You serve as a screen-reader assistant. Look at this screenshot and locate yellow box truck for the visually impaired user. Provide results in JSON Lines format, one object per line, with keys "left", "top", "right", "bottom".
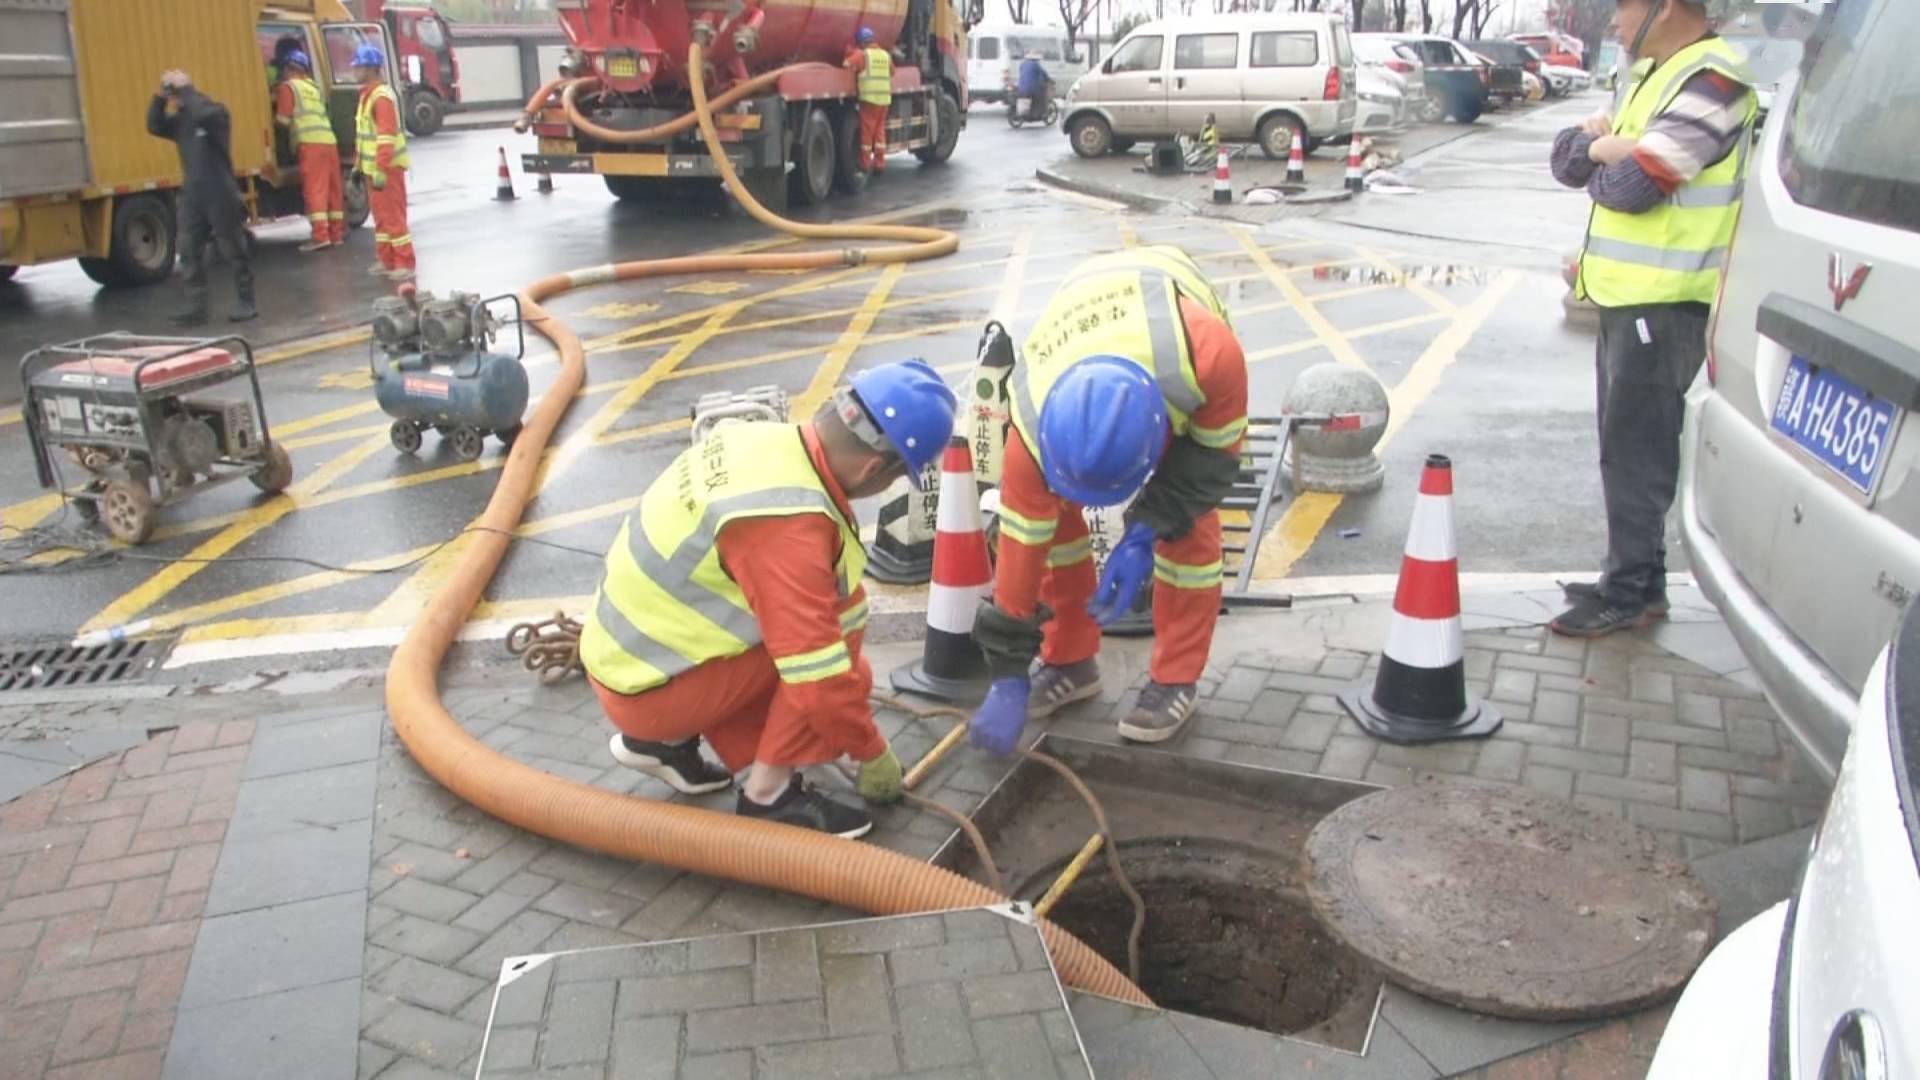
{"left": 0, "top": 0, "right": 396, "bottom": 286}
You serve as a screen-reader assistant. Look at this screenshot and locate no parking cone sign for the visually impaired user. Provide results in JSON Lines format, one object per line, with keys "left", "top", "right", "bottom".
{"left": 890, "top": 440, "right": 994, "bottom": 703}
{"left": 1340, "top": 455, "right": 1500, "bottom": 743}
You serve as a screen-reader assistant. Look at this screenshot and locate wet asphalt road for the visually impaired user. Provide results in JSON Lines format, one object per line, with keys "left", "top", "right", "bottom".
{"left": 0, "top": 95, "right": 1628, "bottom": 656}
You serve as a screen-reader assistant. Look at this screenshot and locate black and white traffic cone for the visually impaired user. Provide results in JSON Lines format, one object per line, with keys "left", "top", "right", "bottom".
{"left": 1286, "top": 129, "right": 1306, "bottom": 185}
{"left": 890, "top": 440, "right": 994, "bottom": 703}
{"left": 1339, "top": 455, "right": 1500, "bottom": 743}
{"left": 494, "top": 146, "right": 517, "bottom": 201}
{"left": 1213, "top": 147, "right": 1233, "bottom": 204}
{"left": 1345, "top": 138, "right": 1365, "bottom": 194}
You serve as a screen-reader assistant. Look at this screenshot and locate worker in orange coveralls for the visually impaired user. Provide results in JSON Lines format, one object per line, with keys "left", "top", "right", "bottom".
{"left": 352, "top": 44, "right": 414, "bottom": 281}
{"left": 843, "top": 26, "right": 892, "bottom": 173}
{"left": 969, "top": 246, "right": 1249, "bottom": 754}
{"left": 579, "top": 361, "right": 958, "bottom": 839}
{"left": 273, "top": 50, "right": 344, "bottom": 252}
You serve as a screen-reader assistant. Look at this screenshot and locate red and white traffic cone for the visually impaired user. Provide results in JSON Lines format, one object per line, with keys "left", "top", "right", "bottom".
{"left": 1345, "top": 138, "right": 1365, "bottom": 194}
{"left": 494, "top": 146, "right": 517, "bottom": 201}
{"left": 890, "top": 439, "right": 994, "bottom": 703}
{"left": 1285, "top": 129, "right": 1306, "bottom": 185}
{"left": 1213, "top": 147, "right": 1232, "bottom": 204}
{"left": 1339, "top": 454, "right": 1501, "bottom": 744}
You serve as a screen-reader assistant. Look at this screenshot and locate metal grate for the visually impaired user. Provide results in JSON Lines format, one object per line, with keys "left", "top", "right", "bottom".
{"left": 0, "top": 636, "right": 174, "bottom": 693}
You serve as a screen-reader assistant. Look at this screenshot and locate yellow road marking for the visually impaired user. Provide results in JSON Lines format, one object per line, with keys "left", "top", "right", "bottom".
{"left": 1117, "top": 219, "right": 1138, "bottom": 248}
{"left": 1252, "top": 272, "right": 1519, "bottom": 581}
{"left": 591, "top": 417, "right": 691, "bottom": 449}
{"left": 581, "top": 301, "right": 662, "bottom": 318}
{"left": 2, "top": 493, "right": 65, "bottom": 533}
{"left": 1245, "top": 310, "right": 1448, "bottom": 365}
{"left": 791, "top": 263, "right": 906, "bottom": 419}
{"left": 1358, "top": 246, "right": 1456, "bottom": 314}
{"left": 134, "top": 542, "right": 442, "bottom": 635}
{"left": 668, "top": 280, "right": 748, "bottom": 296}
{"left": 317, "top": 368, "right": 375, "bottom": 391}
{"left": 990, "top": 230, "right": 1034, "bottom": 324}
{"left": 281, "top": 422, "right": 392, "bottom": 451}
{"left": 1234, "top": 228, "right": 1368, "bottom": 370}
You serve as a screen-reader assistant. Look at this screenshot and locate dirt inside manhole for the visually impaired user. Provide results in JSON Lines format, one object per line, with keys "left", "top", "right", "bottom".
{"left": 1029, "top": 841, "right": 1381, "bottom": 1049}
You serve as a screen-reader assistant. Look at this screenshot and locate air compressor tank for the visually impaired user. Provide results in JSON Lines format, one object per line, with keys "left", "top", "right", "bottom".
{"left": 368, "top": 290, "right": 528, "bottom": 461}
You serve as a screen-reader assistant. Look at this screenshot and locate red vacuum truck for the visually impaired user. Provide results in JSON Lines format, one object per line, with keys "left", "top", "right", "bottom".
{"left": 518, "top": 0, "right": 980, "bottom": 208}
{"left": 348, "top": 0, "right": 461, "bottom": 135}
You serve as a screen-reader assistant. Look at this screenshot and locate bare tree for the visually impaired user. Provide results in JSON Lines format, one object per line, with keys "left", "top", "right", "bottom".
{"left": 1453, "top": 0, "right": 1473, "bottom": 38}
{"left": 1473, "top": 0, "right": 1499, "bottom": 36}
{"left": 1418, "top": 0, "right": 1433, "bottom": 33}
{"left": 1057, "top": 0, "right": 1095, "bottom": 48}
{"left": 1388, "top": 0, "right": 1408, "bottom": 30}
{"left": 1006, "top": 0, "right": 1032, "bottom": 24}
{"left": 1350, "top": 0, "right": 1367, "bottom": 32}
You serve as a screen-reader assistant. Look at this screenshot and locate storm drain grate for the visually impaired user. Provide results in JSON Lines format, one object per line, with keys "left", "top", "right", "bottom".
{"left": 0, "top": 636, "right": 176, "bottom": 693}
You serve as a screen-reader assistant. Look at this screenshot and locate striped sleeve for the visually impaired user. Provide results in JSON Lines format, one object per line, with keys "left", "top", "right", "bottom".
{"left": 1180, "top": 297, "right": 1249, "bottom": 454}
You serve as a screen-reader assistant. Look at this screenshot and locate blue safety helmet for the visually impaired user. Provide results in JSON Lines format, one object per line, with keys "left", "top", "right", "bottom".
{"left": 857, "top": 26, "right": 876, "bottom": 44}
{"left": 1036, "top": 356, "right": 1169, "bottom": 507}
{"left": 351, "top": 43, "right": 385, "bottom": 70}
{"left": 283, "top": 49, "right": 311, "bottom": 73}
{"left": 848, "top": 359, "right": 957, "bottom": 487}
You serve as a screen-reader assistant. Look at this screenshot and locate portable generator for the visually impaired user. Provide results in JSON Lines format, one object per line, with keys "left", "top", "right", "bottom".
{"left": 369, "top": 288, "right": 528, "bottom": 461}
{"left": 19, "top": 333, "right": 292, "bottom": 545}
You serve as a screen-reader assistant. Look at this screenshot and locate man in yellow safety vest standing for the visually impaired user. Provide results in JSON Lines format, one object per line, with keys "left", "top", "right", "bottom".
{"left": 1549, "top": 0, "right": 1754, "bottom": 637}
{"left": 353, "top": 43, "right": 414, "bottom": 281}
{"left": 273, "top": 50, "right": 343, "bottom": 252}
{"left": 844, "top": 27, "right": 892, "bottom": 174}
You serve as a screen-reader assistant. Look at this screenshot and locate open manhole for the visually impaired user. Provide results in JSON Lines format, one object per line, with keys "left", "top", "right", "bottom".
{"left": 932, "top": 735, "right": 1385, "bottom": 1053}
{"left": 0, "top": 636, "right": 174, "bottom": 693}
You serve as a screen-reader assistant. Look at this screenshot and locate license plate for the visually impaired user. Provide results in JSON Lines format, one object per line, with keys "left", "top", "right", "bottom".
{"left": 606, "top": 55, "right": 638, "bottom": 78}
{"left": 1770, "top": 355, "right": 1901, "bottom": 496}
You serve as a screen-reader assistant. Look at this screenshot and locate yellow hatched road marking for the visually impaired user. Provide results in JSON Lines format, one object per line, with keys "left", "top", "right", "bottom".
{"left": 1358, "top": 246, "right": 1456, "bottom": 314}
{"left": 1234, "top": 228, "right": 1368, "bottom": 370}
{"left": 990, "top": 229, "right": 1034, "bottom": 324}
{"left": 790, "top": 263, "right": 906, "bottom": 420}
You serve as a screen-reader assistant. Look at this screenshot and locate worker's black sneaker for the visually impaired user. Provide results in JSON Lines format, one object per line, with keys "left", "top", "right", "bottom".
{"left": 1117, "top": 681, "right": 1198, "bottom": 744}
{"left": 1550, "top": 598, "right": 1653, "bottom": 638}
{"left": 1027, "top": 659, "right": 1102, "bottom": 721}
{"left": 737, "top": 776, "right": 872, "bottom": 840}
{"left": 1560, "top": 579, "right": 1670, "bottom": 617}
{"left": 607, "top": 734, "right": 734, "bottom": 795}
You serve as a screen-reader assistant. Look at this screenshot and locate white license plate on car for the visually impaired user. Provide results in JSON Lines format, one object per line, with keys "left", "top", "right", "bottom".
{"left": 1770, "top": 354, "right": 1903, "bottom": 496}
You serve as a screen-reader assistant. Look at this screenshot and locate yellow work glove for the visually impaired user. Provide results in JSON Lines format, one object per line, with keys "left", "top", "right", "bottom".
{"left": 857, "top": 746, "right": 903, "bottom": 805}
{"left": 370, "top": 170, "right": 387, "bottom": 191}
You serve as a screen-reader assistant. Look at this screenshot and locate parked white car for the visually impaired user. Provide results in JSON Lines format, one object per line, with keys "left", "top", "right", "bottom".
{"left": 1354, "top": 66, "right": 1408, "bottom": 135}
{"left": 1064, "top": 12, "right": 1357, "bottom": 158}
{"left": 1648, "top": 603, "right": 1918, "bottom": 1080}
{"left": 1351, "top": 31, "right": 1429, "bottom": 120}
{"left": 1544, "top": 63, "right": 1591, "bottom": 92}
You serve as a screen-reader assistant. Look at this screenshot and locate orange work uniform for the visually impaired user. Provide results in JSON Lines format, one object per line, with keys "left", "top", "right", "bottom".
{"left": 992, "top": 295, "right": 1248, "bottom": 685}
{"left": 590, "top": 426, "right": 887, "bottom": 770}
{"left": 274, "top": 79, "right": 344, "bottom": 245}
{"left": 843, "top": 47, "right": 890, "bottom": 173}
{"left": 359, "top": 83, "right": 414, "bottom": 271}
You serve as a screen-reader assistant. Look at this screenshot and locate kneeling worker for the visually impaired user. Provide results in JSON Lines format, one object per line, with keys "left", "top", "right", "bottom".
{"left": 970, "top": 246, "right": 1248, "bottom": 754}
{"left": 580, "top": 361, "right": 958, "bottom": 838}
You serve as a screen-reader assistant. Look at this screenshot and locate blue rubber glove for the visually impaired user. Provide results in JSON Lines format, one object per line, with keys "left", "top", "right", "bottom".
{"left": 1089, "top": 521, "right": 1155, "bottom": 626}
{"left": 969, "top": 677, "right": 1031, "bottom": 757}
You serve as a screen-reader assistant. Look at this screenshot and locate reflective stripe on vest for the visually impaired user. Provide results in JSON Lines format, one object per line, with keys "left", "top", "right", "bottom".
{"left": 859, "top": 47, "right": 893, "bottom": 106}
{"left": 1010, "top": 245, "right": 1230, "bottom": 458}
{"left": 356, "top": 83, "right": 410, "bottom": 172}
{"left": 288, "top": 77, "right": 333, "bottom": 146}
{"left": 578, "top": 423, "right": 867, "bottom": 695}
{"left": 1577, "top": 38, "right": 1755, "bottom": 307}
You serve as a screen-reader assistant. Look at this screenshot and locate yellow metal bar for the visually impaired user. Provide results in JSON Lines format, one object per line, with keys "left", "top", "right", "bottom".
{"left": 1033, "top": 834, "right": 1105, "bottom": 919}
{"left": 904, "top": 721, "right": 968, "bottom": 791}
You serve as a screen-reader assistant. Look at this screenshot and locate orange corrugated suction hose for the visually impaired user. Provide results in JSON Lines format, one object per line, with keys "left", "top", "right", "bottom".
{"left": 385, "top": 43, "right": 1147, "bottom": 1005}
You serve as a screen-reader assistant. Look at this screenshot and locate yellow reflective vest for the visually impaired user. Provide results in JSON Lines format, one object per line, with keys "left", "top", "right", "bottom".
{"left": 1012, "top": 246, "right": 1238, "bottom": 459}
{"left": 287, "top": 77, "right": 334, "bottom": 147}
{"left": 858, "top": 46, "right": 893, "bottom": 106}
{"left": 1577, "top": 37, "right": 1755, "bottom": 307}
{"left": 355, "top": 83, "right": 410, "bottom": 173}
{"left": 580, "top": 423, "right": 869, "bottom": 695}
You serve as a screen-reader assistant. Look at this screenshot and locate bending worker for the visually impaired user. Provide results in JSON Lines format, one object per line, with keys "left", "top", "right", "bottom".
{"left": 273, "top": 50, "right": 344, "bottom": 252}
{"left": 352, "top": 44, "right": 415, "bottom": 281}
{"left": 970, "top": 246, "right": 1248, "bottom": 754}
{"left": 579, "top": 361, "right": 958, "bottom": 839}
{"left": 843, "top": 27, "right": 891, "bottom": 174}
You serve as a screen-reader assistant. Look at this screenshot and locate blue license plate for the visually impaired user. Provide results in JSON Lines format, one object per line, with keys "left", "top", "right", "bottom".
{"left": 1770, "top": 355, "right": 1901, "bottom": 496}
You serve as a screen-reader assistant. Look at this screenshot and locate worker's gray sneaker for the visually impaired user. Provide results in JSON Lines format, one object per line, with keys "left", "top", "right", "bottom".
{"left": 1117, "top": 681, "right": 1199, "bottom": 744}
{"left": 1028, "top": 658, "right": 1102, "bottom": 721}
{"left": 1560, "top": 579, "right": 1670, "bottom": 617}
{"left": 737, "top": 776, "right": 872, "bottom": 839}
{"left": 607, "top": 734, "right": 734, "bottom": 795}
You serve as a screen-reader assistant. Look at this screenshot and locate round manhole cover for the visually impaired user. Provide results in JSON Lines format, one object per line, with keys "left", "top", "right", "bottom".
{"left": 1303, "top": 782, "right": 1716, "bottom": 1020}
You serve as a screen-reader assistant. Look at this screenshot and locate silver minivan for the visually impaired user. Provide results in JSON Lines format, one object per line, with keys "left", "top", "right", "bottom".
{"left": 1679, "top": 0, "right": 1917, "bottom": 779}
{"left": 1063, "top": 13, "right": 1357, "bottom": 159}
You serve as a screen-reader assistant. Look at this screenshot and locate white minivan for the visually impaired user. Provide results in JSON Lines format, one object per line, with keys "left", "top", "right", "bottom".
{"left": 966, "top": 22, "right": 1084, "bottom": 106}
{"left": 1062, "top": 13, "right": 1357, "bottom": 159}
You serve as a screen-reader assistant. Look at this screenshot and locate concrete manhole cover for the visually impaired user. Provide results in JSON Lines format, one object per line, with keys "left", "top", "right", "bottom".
{"left": 1302, "top": 782, "right": 1716, "bottom": 1020}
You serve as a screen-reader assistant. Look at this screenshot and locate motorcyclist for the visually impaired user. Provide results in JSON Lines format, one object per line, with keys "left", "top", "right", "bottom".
{"left": 1015, "top": 50, "right": 1052, "bottom": 122}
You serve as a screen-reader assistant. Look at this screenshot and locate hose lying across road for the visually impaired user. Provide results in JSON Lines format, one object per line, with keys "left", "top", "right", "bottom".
{"left": 387, "top": 40, "right": 1148, "bottom": 1005}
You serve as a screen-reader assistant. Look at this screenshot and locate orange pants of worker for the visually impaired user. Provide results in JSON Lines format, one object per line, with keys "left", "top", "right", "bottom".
{"left": 369, "top": 169, "right": 414, "bottom": 271}
{"left": 858, "top": 103, "right": 888, "bottom": 172}
{"left": 590, "top": 630, "right": 870, "bottom": 772}
{"left": 994, "top": 434, "right": 1223, "bottom": 685}
{"left": 298, "top": 143, "right": 345, "bottom": 245}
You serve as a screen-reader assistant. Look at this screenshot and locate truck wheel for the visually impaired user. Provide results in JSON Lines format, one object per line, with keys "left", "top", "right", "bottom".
{"left": 789, "top": 107, "right": 835, "bottom": 207}
{"left": 80, "top": 194, "right": 176, "bottom": 288}
{"left": 405, "top": 90, "right": 446, "bottom": 137}
{"left": 1257, "top": 113, "right": 1302, "bottom": 160}
{"left": 912, "top": 91, "right": 962, "bottom": 165}
{"left": 832, "top": 108, "right": 868, "bottom": 196}
{"left": 101, "top": 480, "right": 155, "bottom": 545}
{"left": 1068, "top": 114, "right": 1112, "bottom": 158}
{"left": 344, "top": 173, "right": 370, "bottom": 228}
{"left": 250, "top": 442, "right": 294, "bottom": 495}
